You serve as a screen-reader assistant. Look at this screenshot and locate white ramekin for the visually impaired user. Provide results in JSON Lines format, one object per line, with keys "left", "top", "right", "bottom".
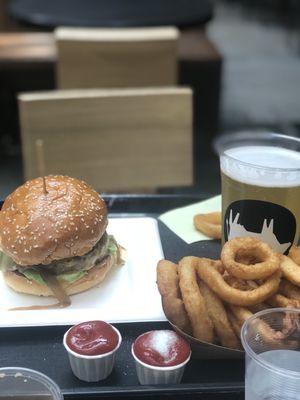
{"left": 63, "top": 324, "right": 122, "bottom": 382}
{"left": 131, "top": 345, "right": 191, "bottom": 385}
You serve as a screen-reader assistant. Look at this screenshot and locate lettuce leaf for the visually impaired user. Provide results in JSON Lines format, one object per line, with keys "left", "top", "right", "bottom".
{"left": 107, "top": 236, "right": 118, "bottom": 255}
{"left": 23, "top": 269, "right": 46, "bottom": 286}
{"left": 22, "top": 269, "right": 86, "bottom": 286}
{"left": 57, "top": 270, "right": 86, "bottom": 283}
{"left": 0, "top": 251, "right": 15, "bottom": 272}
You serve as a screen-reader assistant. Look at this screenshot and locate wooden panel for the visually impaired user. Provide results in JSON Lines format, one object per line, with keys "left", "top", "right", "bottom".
{"left": 55, "top": 27, "right": 179, "bottom": 89}
{"left": 19, "top": 87, "right": 193, "bottom": 192}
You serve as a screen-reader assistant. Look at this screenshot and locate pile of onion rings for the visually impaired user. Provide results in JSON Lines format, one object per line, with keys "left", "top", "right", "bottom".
{"left": 157, "top": 237, "right": 300, "bottom": 350}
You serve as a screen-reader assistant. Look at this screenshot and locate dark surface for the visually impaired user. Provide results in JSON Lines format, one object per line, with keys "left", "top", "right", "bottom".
{"left": 0, "top": 322, "right": 244, "bottom": 398}
{"left": 0, "top": 195, "right": 244, "bottom": 399}
{"left": 104, "top": 194, "right": 206, "bottom": 215}
{"left": 159, "top": 220, "right": 221, "bottom": 264}
{"left": 9, "top": 0, "right": 213, "bottom": 29}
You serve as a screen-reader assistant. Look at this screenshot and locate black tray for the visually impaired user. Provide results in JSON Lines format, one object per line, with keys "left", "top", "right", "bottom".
{"left": 0, "top": 196, "right": 245, "bottom": 399}
{"left": 0, "top": 321, "right": 244, "bottom": 399}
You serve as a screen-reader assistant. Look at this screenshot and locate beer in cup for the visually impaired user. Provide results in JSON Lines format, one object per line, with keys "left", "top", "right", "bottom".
{"left": 216, "top": 132, "right": 300, "bottom": 253}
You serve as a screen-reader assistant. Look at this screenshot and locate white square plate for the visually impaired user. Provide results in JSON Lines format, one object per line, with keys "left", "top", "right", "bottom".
{"left": 0, "top": 217, "right": 166, "bottom": 327}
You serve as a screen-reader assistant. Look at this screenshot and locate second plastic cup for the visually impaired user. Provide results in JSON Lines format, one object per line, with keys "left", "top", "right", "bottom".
{"left": 241, "top": 307, "right": 300, "bottom": 400}
{"left": 0, "top": 367, "right": 63, "bottom": 399}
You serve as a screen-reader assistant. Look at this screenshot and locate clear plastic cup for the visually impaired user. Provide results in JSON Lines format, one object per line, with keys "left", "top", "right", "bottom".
{"left": 0, "top": 367, "right": 63, "bottom": 399}
{"left": 214, "top": 131, "right": 300, "bottom": 252}
{"left": 241, "top": 307, "right": 300, "bottom": 400}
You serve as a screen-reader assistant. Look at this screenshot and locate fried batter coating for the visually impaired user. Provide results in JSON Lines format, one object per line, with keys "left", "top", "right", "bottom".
{"left": 193, "top": 212, "right": 221, "bottom": 239}
{"left": 157, "top": 260, "right": 192, "bottom": 334}
{"left": 230, "top": 305, "right": 298, "bottom": 346}
{"left": 289, "top": 245, "right": 300, "bottom": 266}
{"left": 268, "top": 293, "right": 300, "bottom": 308}
{"left": 280, "top": 255, "right": 300, "bottom": 286}
{"left": 221, "top": 237, "right": 280, "bottom": 280}
{"left": 280, "top": 279, "right": 300, "bottom": 301}
{"left": 226, "top": 311, "right": 242, "bottom": 338}
{"left": 195, "top": 257, "right": 281, "bottom": 306}
{"left": 178, "top": 258, "right": 214, "bottom": 342}
{"left": 199, "top": 281, "right": 240, "bottom": 349}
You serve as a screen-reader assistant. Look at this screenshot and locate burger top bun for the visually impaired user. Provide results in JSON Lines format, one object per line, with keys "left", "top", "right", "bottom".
{"left": 0, "top": 175, "right": 107, "bottom": 266}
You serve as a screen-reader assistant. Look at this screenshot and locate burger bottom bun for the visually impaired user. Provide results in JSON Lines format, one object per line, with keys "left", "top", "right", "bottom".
{"left": 3, "top": 253, "right": 118, "bottom": 297}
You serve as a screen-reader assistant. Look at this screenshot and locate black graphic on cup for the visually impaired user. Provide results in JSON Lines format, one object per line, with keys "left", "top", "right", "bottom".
{"left": 224, "top": 200, "right": 296, "bottom": 254}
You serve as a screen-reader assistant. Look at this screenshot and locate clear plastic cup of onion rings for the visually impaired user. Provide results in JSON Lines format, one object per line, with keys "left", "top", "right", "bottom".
{"left": 241, "top": 307, "right": 300, "bottom": 400}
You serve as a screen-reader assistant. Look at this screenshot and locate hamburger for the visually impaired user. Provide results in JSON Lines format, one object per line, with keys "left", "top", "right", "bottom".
{"left": 0, "top": 175, "right": 122, "bottom": 300}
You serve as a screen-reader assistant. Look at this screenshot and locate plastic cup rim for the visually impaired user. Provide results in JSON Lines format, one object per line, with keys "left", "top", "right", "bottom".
{"left": 217, "top": 131, "right": 300, "bottom": 172}
{"left": 241, "top": 307, "right": 300, "bottom": 378}
{"left": 0, "top": 366, "right": 63, "bottom": 399}
{"left": 131, "top": 345, "right": 191, "bottom": 371}
{"left": 63, "top": 323, "right": 122, "bottom": 359}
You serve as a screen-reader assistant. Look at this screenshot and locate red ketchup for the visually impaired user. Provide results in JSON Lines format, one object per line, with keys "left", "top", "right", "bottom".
{"left": 66, "top": 321, "right": 119, "bottom": 356}
{"left": 133, "top": 330, "right": 191, "bottom": 367}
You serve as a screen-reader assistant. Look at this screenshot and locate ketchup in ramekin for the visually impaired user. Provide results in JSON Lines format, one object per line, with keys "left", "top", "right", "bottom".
{"left": 63, "top": 321, "right": 122, "bottom": 382}
{"left": 66, "top": 320, "right": 119, "bottom": 356}
{"left": 132, "top": 330, "right": 191, "bottom": 385}
{"left": 132, "top": 330, "right": 191, "bottom": 367}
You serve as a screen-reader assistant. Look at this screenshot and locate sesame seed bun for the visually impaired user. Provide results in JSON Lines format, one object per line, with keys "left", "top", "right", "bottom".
{"left": 0, "top": 175, "right": 107, "bottom": 266}
{"left": 3, "top": 253, "right": 117, "bottom": 297}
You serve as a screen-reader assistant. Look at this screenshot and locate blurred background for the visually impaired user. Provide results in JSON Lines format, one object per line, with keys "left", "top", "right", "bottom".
{"left": 0, "top": 0, "right": 299, "bottom": 198}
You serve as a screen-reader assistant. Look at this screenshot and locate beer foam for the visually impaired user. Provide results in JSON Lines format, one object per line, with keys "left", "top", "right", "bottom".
{"left": 221, "top": 146, "right": 300, "bottom": 187}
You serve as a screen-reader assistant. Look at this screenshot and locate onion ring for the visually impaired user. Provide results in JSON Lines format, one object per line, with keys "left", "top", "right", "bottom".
{"left": 249, "top": 303, "right": 270, "bottom": 314}
{"left": 194, "top": 256, "right": 281, "bottom": 306}
{"left": 280, "top": 255, "right": 300, "bottom": 286}
{"left": 193, "top": 212, "right": 221, "bottom": 239}
{"left": 280, "top": 279, "right": 300, "bottom": 301}
{"left": 223, "top": 278, "right": 271, "bottom": 315}
{"left": 223, "top": 274, "right": 258, "bottom": 291}
{"left": 221, "top": 237, "right": 280, "bottom": 280}
{"left": 156, "top": 260, "right": 192, "bottom": 334}
{"left": 228, "top": 305, "right": 253, "bottom": 326}
{"left": 268, "top": 293, "right": 300, "bottom": 308}
{"left": 226, "top": 311, "right": 243, "bottom": 338}
{"left": 178, "top": 257, "right": 214, "bottom": 342}
{"left": 281, "top": 312, "right": 300, "bottom": 339}
{"left": 289, "top": 245, "right": 300, "bottom": 266}
{"left": 199, "top": 281, "right": 240, "bottom": 349}
{"left": 228, "top": 305, "right": 284, "bottom": 344}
